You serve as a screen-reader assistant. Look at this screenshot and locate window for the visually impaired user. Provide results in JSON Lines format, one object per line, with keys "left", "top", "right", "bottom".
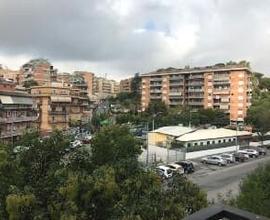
{"left": 218, "top": 140, "right": 221, "bottom": 143}
{"left": 194, "top": 143, "right": 198, "bottom": 146}
{"left": 212, "top": 141, "right": 215, "bottom": 144}
{"left": 52, "top": 116, "right": 55, "bottom": 122}
{"left": 223, "top": 139, "right": 226, "bottom": 143}
{"left": 207, "top": 141, "right": 210, "bottom": 145}
{"left": 200, "top": 142, "right": 203, "bottom": 146}
{"left": 187, "top": 143, "right": 191, "bottom": 147}
{"left": 229, "top": 139, "right": 231, "bottom": 142}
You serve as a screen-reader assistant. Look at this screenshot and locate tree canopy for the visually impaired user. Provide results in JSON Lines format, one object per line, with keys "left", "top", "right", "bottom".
{"left": 0, "top": 126, "right": 207, "bottom": 219}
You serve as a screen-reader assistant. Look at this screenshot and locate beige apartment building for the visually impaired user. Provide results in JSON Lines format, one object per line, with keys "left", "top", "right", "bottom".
{"left": 93, "top": 77, "right": 120, "bottom": 99}
{"left": 31, "top": 84, "right": 71, "bottom": 133}
{"left": 0, "top": 90, "right": 38, "bottom": 143}
{"left": 141, "top": 63, "right": 252, "bottom": 123}
{"left": 21, "top": 58, "right": 57, "bottom": 85}
{"left": 30, "top": 82, "right": 91, "bottom": 134}
{"left": 120, "top": 78, "right": 133, "bottom": 93}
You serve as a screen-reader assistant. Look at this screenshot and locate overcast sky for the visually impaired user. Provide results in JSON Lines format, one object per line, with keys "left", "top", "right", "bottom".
{"left": 1, "top": 0, "right": 270, "bottom": 80}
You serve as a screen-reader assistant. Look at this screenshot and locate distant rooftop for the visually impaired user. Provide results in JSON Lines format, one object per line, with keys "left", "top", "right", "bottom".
{"left": 151, "top": 126, "right": 195, "bottom": 137}
{"left": 142, "top": 61, "right": 251, "bottom": 76}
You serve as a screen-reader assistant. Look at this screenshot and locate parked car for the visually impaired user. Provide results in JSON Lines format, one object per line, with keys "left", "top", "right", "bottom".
{"left": 239, "top": 149, "right": 259, "bottom": 158}
{"left": 255, "top": 147, "right": 267, "bottom": 156}
{"left": 156, "top": 165, "right": 173, "bottom": 179}
{"left": 233, "top": 152, "right": 248, "bottom": 162}
{"left": 165, "top": 163, "right": 185, "bottom": 175}
{"left": 201, "top": 155, "right": 227, "bottom": 166}
{"left": 220, "top": 153, "right": 235, "bottom": 163}
{"left": 71, "top": 140, "right": 82, "bottom": 148}
{"left": 175, "top": 160, "right": 195, "bottom": 174}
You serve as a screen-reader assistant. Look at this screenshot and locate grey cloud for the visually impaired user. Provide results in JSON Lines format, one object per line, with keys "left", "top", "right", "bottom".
{"left": 0, "top": 0, "right": 270, "bottom": 78}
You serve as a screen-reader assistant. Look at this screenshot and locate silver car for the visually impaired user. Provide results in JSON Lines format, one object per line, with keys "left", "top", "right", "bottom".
{"left": 201, "top": 155, "right": 227, "bottom": 166}
{"left": 220, "top": 153, "right": 235, "bottom": 163}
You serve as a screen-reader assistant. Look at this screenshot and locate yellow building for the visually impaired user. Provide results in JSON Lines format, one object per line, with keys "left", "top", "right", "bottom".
{"left": 148, "top": 126, "right": 194, "bottom": 147}
{"left": 31, "top": 84, "right": 71, "bottom": 133}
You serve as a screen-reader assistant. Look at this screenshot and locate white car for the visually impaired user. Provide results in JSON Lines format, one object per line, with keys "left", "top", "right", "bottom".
{"left": 220, "top": 153, "right": 235, "bottom": 163}
{"left": 156, "top": 165, "right": 173, "bottom": 178}
{"left": 71, "top": 140, "right": 82, "bottom": 148}
{"left": 165, "top": 163, "right": 185, "bottom": 175}
{"left": 201, "top": 155, "right": 227, "bottom": 166}
{"left": 242, "top": 149, "right": 259, "bottom": 158}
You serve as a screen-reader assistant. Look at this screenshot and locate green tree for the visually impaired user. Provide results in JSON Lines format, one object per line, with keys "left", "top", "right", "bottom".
{"left": 91, "top": 125, "right": 142, "bottom": 167}
{"left": 22, "top": 80, "right": 38, "bottom": 88}
{"left": 246, "top": 97, "right": 270, "bottom": 144}
{"left": 235, "top": 162, "right": 270, "bottom": 217}
{"left": 146, "top": 100, "right": 167, "bottom": 115}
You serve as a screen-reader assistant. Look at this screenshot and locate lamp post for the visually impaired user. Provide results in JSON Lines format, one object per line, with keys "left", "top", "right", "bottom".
{"left": 235, "top": 123, "right": 239, "bottom": 151}
{"left": 152, "top": 112, "right": 163, "bottom": 131}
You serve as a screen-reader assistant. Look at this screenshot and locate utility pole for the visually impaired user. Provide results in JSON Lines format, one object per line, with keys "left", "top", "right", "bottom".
{"left": 235, "top": 123, "right": 239, "bottom": 151}
{"left": 146, "top": 122, "right": 149, "bottom": 166}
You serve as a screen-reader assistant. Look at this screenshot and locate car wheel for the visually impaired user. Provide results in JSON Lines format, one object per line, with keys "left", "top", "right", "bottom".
{"left": 218, "top": 162, "right": 222, "bottom": 166}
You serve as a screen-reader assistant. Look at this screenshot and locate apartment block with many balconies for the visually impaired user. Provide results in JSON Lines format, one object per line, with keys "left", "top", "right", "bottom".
{"left": 0, "top": 90, "right": 38, "bottom": 143}
{"left": 141, "top": 63, "right": 252, "bottom": 123}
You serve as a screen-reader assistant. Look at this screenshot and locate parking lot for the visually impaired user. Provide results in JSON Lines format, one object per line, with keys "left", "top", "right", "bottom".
{"left": 189, "top": 147, "right": 269, "bottom": 177}
{"left": 188, "top": 147, "right": 270, "bottom": 201}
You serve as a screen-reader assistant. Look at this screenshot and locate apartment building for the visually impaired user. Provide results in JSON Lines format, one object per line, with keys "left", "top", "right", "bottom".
{"left": 21, "top": 58, "right": 57, "bottom": 86}
{"left": 120, "top": 78, "right": 133, "bottom": 93}
{"left": 31, "top": 84, "right": 71, "bottom": 133}
{"left": 70, "top": 88, "right": 91, "bottom": 125}
{"left": 74, "top": 71, "right": 94, "bottom": 98}
{"left": 93, "top": 77, "right": 120, "bottom": 99}
{"left": 0, "top": 65, "right": 22, "bottom": 85}
{"left": 141, "top": 63, "right": 252, "bottom": 122}
{"left": 0, "top": 89, "right": 38, "bottom": 143}
{"left": 30, "top": 82, "right": 91, "bottom": 134}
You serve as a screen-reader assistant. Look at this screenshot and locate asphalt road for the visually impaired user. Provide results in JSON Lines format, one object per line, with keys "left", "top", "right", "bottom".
{"left": 189, "top": 155, "right": 270, "bottom": 201}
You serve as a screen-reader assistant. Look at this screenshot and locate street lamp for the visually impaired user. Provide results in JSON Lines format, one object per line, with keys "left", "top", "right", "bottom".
{"left": 152, "top": 112, "right": 163, "bottom": 131}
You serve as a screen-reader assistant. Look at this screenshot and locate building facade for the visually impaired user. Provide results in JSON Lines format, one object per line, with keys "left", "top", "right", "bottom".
{"left": 0, "top": 90, "right": 38, "bottom": 143}
{"left": 93, "top": 77, "right": 120, "bottom": 99}
{"left": 141, "top": 63, "right": 252, "bottom": 122}
{"left": 74, "top": 71, "right": 94, "bottom": 98}
{"left": 30, "top": 82, "right": 91, "bottom": 134}
{"left": 0, "top": 65, "right": 22, "bottom": 85}
{"left": 21, "top": 59, "right": 57, "bottom": 86}
{"left": 120, "top": 78, "right": 133, "bottom": 93}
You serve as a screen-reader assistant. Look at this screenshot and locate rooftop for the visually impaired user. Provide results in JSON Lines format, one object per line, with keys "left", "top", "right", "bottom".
{"left": 176, "top": 128, "right": 251, "bottom": 142}
{"left": 151, "top": 126, "right": 195, "bottom": 137}
{"left": 142, "top": 62, "right": 251, "bottom": 77}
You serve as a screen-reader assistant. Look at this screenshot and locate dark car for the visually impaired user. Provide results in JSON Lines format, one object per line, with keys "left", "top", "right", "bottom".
{"left": 256, "top": 147, "right": 267, "bottom": 156}
{"left": 175, "top": 160, "right": 195, "bottom": 174}
{"left": 233, "top": 152, "right": 248, "bottom": 162}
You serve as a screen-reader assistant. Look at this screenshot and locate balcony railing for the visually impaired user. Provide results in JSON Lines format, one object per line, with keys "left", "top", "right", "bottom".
{"left": 48, "top": 111, "right": 68, "bottom": 115}
{"left": 150, "top": 78, "right": 163, "bottom": 82}
{"left": 169, "top": 92, "right": 182, "bottom": 96}
{"left": 150, "top": 96, "right": 162, "bottom": 99}
{"left": 213, "top": 80, "right": 230, "bottom": 85}
{"left": 188, "top": 101, "right": 204, "bottom": 106}
{"left": 169, "top": 76, "right": 184, "bottom": 80}
{"left": 0, "top": 130, "right": 23, "bottom": 138}
{"left": 213, "top": 90, "right": 230, "bottom": 95}
{"left": 188, "top": 81, "right": 204, "bottom": 86}
{"left": 189, "top": 75, "right": 204, "bottom": 79}
{"left": 0, "top": 116, "right": 38, "bottom": 123}
{"left": 188, "top": 89, "right": 204, "bottom": 92}
{"left": 169, "top": 81, "right": 184, "bottom": 86}
{"left": 150, "top": 90, "right": 162, "bottom": 93}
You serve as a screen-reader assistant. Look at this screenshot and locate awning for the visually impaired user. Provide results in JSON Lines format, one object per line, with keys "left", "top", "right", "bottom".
{"left": 51, "top": 96, "right": 71, "bottom": 103}
{"left": 0, "top": 95, "right": 33, "bottom": 105}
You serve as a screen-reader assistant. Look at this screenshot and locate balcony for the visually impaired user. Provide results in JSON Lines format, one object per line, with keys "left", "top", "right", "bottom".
{"left": 213, "top": 80, "right": 230, "bottom": 85}
{"left": 150, "top": 89, "right": 162, "bottom": 93}
{"left": 188, "top": 81, "right": 204, "bottom": 86}
{"left": 0, "top": 116, "right": 38, "bottom": 123}
{"left": 170, "top": 101, "right": 184, "bottom": 106}
{"left": 213, "top": 89, "right": 230, "bottom": 95}
{"left": 0, "top": 130, "right": 24, "bottom": 138}
{"left": 150, "top": 78, "right": 163, "bottom": 82}
{"left": 169, "top": 81, "right": 184, "bottom": 86}
{"left": 169, "top": 92, "right": 182, "bottom": 96}
{"left": 188, "top": 88, "right": 204, "bottom": 92}
{"left": 169, "top": 76, "right": 184, "bottom": 80}
{"left": 189, "top": 75, "right": 204, "bottom": 80}
{"left": 150, "top": 83, "right": 162, "bottom": 87}
{"left": 188, "top": 101, "right": 204, "bottom": 106}
{"left": 48, "top": 111, "right": 68, "bottom": 115}
{"left": 150, "top": 95, "right": 162, "bottom": 99}
{"left": 188, "top": 94, "right": 204, "bottom": 99}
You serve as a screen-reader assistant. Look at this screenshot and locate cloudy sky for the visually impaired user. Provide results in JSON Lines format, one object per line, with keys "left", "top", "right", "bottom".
{"left": 1, "top": 0, "right": 270, "bottom": 79}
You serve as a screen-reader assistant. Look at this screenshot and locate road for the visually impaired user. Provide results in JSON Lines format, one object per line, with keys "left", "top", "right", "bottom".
{"left": 189, "top": 155, "right": 270, "bottom": 201}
